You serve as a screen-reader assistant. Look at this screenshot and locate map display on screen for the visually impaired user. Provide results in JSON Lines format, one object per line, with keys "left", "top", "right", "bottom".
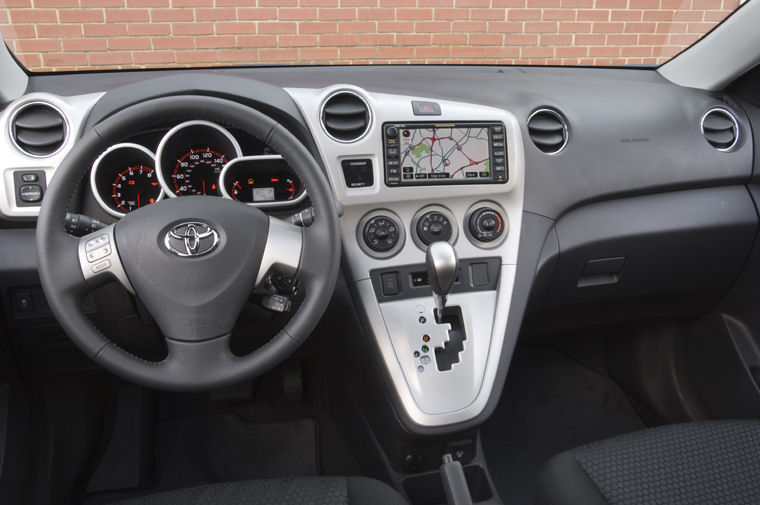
{"left": 398, "top": 126, "right": 491, "bottom": 181}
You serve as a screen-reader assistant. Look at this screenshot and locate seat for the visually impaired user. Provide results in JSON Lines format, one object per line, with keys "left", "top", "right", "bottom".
{"left": 535, "top": 420, "right": 760, "bottom": 505}
{"left": 110, "top": 476, "right": 408, "bottom": 505}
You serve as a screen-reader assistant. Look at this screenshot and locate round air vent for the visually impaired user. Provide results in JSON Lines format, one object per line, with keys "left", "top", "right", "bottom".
{"left": 527, "top": 108, "right": 568, "bottom": 154}
{"left": 701, "top": 107, "right": 739, "bottom": 152}
{"left": 10, "top": 102, "right": 67, "bottom": 157}
{"left": 320, "top": 91, "right": 370, "bottom": 143}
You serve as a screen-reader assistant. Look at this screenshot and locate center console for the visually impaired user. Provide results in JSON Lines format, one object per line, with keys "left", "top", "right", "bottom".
{"left": 287, "top": 85, "right": 524, "bottom": 430}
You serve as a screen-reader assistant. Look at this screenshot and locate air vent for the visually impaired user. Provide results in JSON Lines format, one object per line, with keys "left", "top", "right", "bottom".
{"left": 701, "top": 108, "right": 739, "bottom": 152}
{"left": 10, "top": 102, "right": 67, "bottom": 157}
{"left": 527, "top": 108, "right": 568, "bottom": 154}
{"left": 320, "top": 91, "right": 370, "bottom": 143}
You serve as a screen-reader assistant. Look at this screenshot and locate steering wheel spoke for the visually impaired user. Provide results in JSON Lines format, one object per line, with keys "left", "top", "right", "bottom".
{"left": 255, "top": 216, "right": 304, "bottom": 286}
{"left": 76, "top": 224, "right": 135, "bottom": 295}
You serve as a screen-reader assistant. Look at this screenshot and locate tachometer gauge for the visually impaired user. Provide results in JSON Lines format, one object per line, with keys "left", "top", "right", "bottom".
{"left": 172, "top": 147, "right": 228, "bottom": 196}
{"left": 220, "top": 155, "right": 305, "bottom": 208}
{"left": 112, "top": 165, "right": 162, "bottom": 212}
{"left": 156, "top": 120, "right": 242, "bottom": 198}
{"left": 90, "top": 143, "right": 163, "bottom": 217}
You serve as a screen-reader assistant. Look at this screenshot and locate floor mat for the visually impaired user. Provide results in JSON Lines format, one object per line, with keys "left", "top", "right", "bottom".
{"left": 156, "top": 414, "right": 319, "bottom": 491}
{"left": 482, "top": 343, "right": 646, "bottom": 505}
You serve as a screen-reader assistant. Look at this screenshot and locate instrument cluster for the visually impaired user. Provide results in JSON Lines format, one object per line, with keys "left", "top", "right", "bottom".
{"left": 89, "top": 120, "right": 305, "bottom": 217}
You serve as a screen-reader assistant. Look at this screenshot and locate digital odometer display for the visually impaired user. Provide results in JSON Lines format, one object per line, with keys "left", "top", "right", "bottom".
{"left": 384, "top": 122, "right": 507, "bottom": 186}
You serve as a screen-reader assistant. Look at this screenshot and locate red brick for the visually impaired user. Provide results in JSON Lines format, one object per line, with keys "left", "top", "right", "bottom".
{"left": 319, "top": 8, "right": 357, "bottom": 20}
{"left": 127, "top": 23, "right": 171, "bottom": 36}
{"left": 175, "top": 50, "right": 217, "bottom": 62}
{"left": 62, "top": 38, "right": 107, "bottom": 51}
{"left": 638, "top": 33, "right": 667, "bottom": 44}
{"left": 194, "top": 8, "right": 237, "bottom": 21}
{"left": 15, "top": 38, "right": 61, "bottom": 52}
{"left": 574, "top": 33, "right": 605, "bottom": 44}
{"left": 489, "top": 21, "right": 524, "bottom": 33}
{"left": 340, "top": 46, "right": 377, "bottom": 58}
{"left": 415, "top": 46, "right": 452, "bottom": 58}
{"left": 299, "top": 22, "right": 338, "bottom": 33}
{"left": 673, "top": 11, "right": 704, "bottom": 22}
{"left": 258, "top": 22, "right": 298, "bottom": 34}
{"left": 279, "top": 8, "right": 319, "bottom": 20}
{"left": 10, "top": 9, "right": 57, "bottom": 23}
{"left": 504, "top": 33, "right": 540, "bottom": 44}
{"left": 507, "top": 9, "right": 541, "bottom": 20}
{"left": 171, "top": 0, "right": 212, "bottom": 5}
{"left": 259, "top": 48, "right": 299, "bottom": 61}
{"left": 397, "top": 33, "right": 431, "bottom": 45}
{"left": 455, "top": 0, "right": 489, "bottom": 6}
{"left": 377, "top": 21, "right": 414, "bottom": 32}
{"left": 470, "top": 33, "right": 503, "bottom": 45}
{"left": 471, "top": 8, "right": 506, "bottom": 19}
{"left": 150, "top": 9, "right": 194, "bottom": 21}
{"left": 236, "top": 8, "right": 278, "bottom": 20}
{"left": 152, "top": 36, "right": 194, "bottom": 49}
{"left": 172, "top": 22, "right": 214, "bottom": 34}
{"left": 559, "top": 21, "right": 592, "bottom": 33}
{"left": 486, "top": 46, "right": 520, "bottom": 58}
{"left": 84, "top": 24, "right": 128, "bottom": 36}
{"left": 89, "top": 51, "right": 132, "bottom": 65}
{"left": 621, "top": 45, "right": 652, "bottom": 56}
{"left": 338, "top": 21, "right": 376, "bottom": 32}
{"left": 318, "top": 34, "right": 356, "bottom": 45}
{"left": 108, "top": 37, "right": 152, "bottom": 50}
{"left": 577, "top": 10, "right": 609, "bottom": 21}
{"left": 542, "top": 9, "right": 576, "bottom": 20}
{"left": 44, "top": 52, "right": 88, "bottom": 66}
{"left": 358, "top": 8, "right": 395, "bottom": 20}
{"left": 606, "top": 33, "right": 637, "bottom": 44}
{"left": 521, "top": 46, "right": 554, "bottom": 57}
{"left": 59, "top": 10, "right": 105, "bottom": 23}
{"left": 278, "top": 34, "right": 319, "bottom": 46}
{"left": 195, "top": 35, "right": 237, "bottom": 48}
{"left": 610, "top": 10, "right": 642, "bottom": 21}
{"left": 415, "top": 21, "right": 451, "bottom": 32}
{"left": 236, "top": 35, "right": 277, "bottom": 47}
{"left": 432, "top": 33, "right": 468, "bottom": 44}
{"left": 127, "top": 0, "right": 170, "bottom": 5}
{"left": 624, "top": 22, "right": 657, "bottom": 33}
{"left": 34, "top": 0, "right": 78, "bottom": 6}
{"left": 106, "top": 9, "right": 150, "bottom": 22}
{"left": 525, "top": 21, "right": 558, "bottom": 32}
{"left": 452, "top": 20, "right": 487, "bottom": 31}
{"left": 356, "top": 33, "right": 394, "bottom": 45}
{"left": 37, "top": 24, "right": 83, "bottom": 37}
{"left": 540, "top": 33, "right": 573, "bottom": 44}
{"left": 592, "top": 22, "right": 625, "bottom": 33}
{"left": 300, "top": 47, "right": 339, "bottom": 60}
{"left": 133, "top": 50, "right": 175, "bottom": 63}
{"left": 556, "top": 46, "right": 588, "bottom": 57}
{"left": 214, "top": 22, "right": 257, "bottom": 34}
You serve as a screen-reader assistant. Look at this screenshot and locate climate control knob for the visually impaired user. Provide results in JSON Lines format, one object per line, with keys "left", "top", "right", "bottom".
{"left": 469, "top": 207, "right": 505, "bottom": 243}
{"left": 363, "top": 215, "right": 400, "bottom": 252}
{"left": 416, "top": 211, "right": 453, "bottom": 245}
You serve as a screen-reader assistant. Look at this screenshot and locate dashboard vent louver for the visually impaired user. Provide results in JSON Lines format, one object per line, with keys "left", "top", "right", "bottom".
{"left": 701, "top": 108, "right": 739, "bottom": 152}
{"left": 11, "top": 102, "right": 67, "bottom": 157}
{"left": 320, "top": 91, "right": 370, "bottom": 142}
{"left": 527, "top": 108, "right": 568, "bottom": 154}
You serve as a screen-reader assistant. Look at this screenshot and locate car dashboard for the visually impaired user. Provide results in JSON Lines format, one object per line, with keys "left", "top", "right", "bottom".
{"left": 0, "top": 65, "right": 757, "bottom": 435}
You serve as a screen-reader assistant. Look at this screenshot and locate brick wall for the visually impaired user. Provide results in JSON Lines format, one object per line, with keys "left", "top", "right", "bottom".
{"left": 0, "top": 0, "right": 740, "bottom": 72}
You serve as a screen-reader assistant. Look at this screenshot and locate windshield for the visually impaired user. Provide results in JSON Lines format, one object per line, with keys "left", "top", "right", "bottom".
{"left": 0, "top": 0, "right": 744, "bottom": 72}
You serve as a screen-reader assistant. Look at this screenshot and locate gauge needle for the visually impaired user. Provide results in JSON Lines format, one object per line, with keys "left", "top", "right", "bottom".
{"left": 137, "top": 193, "right": 141, "bottom": 208}
{"left": 203, "top": 180, "right": 206, "bottom": 195}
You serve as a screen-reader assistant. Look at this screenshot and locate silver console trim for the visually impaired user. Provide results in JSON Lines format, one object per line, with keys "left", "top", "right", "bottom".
{"left": 0, "top": 92, "right": 105, "bottom": 219}
{"left": 256, "top": 216, "right": 304, "bottom": 286}
{"left": 286, "top": 85, "right": 525, "bottom": 427}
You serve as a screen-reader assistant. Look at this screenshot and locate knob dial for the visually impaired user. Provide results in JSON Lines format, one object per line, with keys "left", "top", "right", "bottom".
{"left": 363, "top": 215, "right": 400, "bottom": 252}
{"left": 469, "top": 208, "right": 505, "bottom": 243}
{"left": 416, "top": 211, "right": 453, "bottom": 245}
{"left": 386, "top": 126, "right": 399, "bottom": 138}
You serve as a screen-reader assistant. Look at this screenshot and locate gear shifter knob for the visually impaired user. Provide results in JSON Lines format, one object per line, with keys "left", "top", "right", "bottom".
{"left": 426, "top": 241, "right": 458, "bottom": 319}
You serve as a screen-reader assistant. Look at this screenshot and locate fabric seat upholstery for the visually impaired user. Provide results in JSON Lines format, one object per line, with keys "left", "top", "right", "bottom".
{"left": 110, "top": 476, "right": 408, "bottom": 505}
{"left": 535, "top": 420, "right": 760, "bottom": 505}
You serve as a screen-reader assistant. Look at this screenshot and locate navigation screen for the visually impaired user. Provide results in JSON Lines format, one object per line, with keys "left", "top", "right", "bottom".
{"left": 384, "top": 122, "right": 507, "bottom": 186}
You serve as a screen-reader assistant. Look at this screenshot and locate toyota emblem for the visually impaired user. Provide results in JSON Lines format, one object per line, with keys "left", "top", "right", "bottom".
{"left": 164, "top": 222, "right": 220, "bottom": 257}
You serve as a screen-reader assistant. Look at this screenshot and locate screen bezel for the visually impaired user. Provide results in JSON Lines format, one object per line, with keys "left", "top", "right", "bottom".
{"left": 383, "top": 121, "right": 508, "bottom": 187}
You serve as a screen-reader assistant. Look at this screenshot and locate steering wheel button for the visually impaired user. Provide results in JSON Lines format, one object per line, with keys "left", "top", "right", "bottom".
{"left": 92, "top": 259, "right": 111, "bottom": 273}
{"left": 87, "top": 244, "right": 111, "bottom": 263}
{"left": 85, "top": 234, "right": 110, "bottom": 252}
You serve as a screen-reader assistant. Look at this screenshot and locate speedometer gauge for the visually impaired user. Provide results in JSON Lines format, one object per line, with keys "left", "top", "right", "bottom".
{"left": 91, "top": 143, "right": 163, "bottom": 217}
{"left": 172, "top": 147, "right": 228, "bottom": 196}
{"left": 156, "top": 120, "right": 242, "bottom": 198}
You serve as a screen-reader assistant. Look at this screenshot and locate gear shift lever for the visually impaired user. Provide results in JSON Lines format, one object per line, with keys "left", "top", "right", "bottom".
{"left": 426, "top": 241, "right": 458, "bottom": 320}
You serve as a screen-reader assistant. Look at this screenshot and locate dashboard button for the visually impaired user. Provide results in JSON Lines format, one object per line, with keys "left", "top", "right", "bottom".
{"left": 19, "top": 184, "right": 43, "bottom": 203}
{"left": 469, "top": 208, "right": 505, "bottom": 242}
{"left": 363, "top": 215, "right": 401, "bottom": 252}
{"left": 381, "top": 272, "right": 400, "bottom": 296}
{"left": 21, "top": 173, "right": 39, "bottom": 182}
{"left": 416, "top": 211, "right": 453, "bottom": 245}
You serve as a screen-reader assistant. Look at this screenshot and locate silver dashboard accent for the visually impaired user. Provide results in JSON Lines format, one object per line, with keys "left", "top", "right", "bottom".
{"left": 286, "top": 85, "right": 525, "bottom": 427}
{"left": 8, "top": 101, "right": 69, "bottom": 158}
{"left": 155, "top": 120, "right": 243, "bottom": 199}
{"left": 218, "top": 155, "right": 308, "bottom": 208}
{"left": 319, "top": 89, "right": 372, "bottom": 144}
{"left": 700, "top": 107, "right": 740, "bottom": 152}
{"left": 0, "top": 91, "right": 105, "bottom": 219}
{"left": 463, "top": 200, "right": 509, "bottom": 249}
{"left": 527, "top": 108, "right": 568, "bottom": 155}
{"left": 90, "top": 143, "right": 164, "bottom": 218}
{"left": 77, "top": 223, "right": 135, "bottom": 294}
{"left": 255, "top": 217, "right": 304, "bottom": 286}
{"left": 410, "top": 204, "right": 459, "bottom": 251}
{"left": 355, "top": 209, "right": 406, "bottom": 259}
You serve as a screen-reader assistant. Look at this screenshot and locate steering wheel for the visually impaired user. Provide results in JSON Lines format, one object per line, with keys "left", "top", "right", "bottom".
{"left": 36, "top": 95, "right": 341, "bottom": 391}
